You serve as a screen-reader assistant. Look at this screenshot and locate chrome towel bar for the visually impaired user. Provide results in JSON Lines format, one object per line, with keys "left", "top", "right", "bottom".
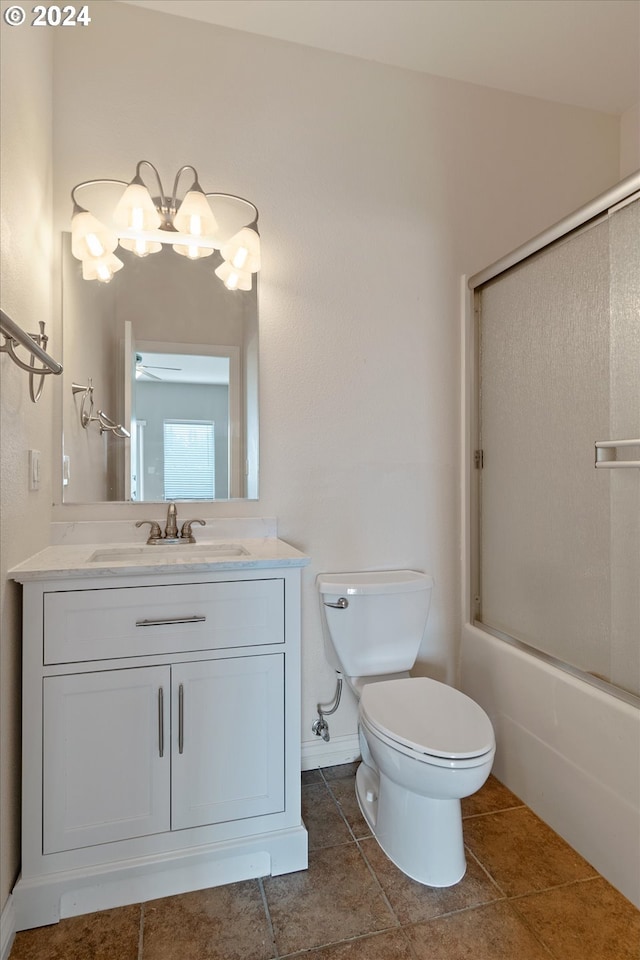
{"left": 595, "top": 439, "right": 640, "bottom": 469}
{"left": 0, "top": 309, "right": 62, "bottom": 402}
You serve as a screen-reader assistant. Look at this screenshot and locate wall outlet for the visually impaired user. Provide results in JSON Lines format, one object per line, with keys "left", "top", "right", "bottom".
{"left": 28, "top": 450, "right": 41, "bottom": 491}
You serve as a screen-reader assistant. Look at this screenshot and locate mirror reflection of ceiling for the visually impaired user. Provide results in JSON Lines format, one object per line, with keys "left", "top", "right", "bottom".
{"left": 120, "top": 0, "right": 639, "bottom": 114}
{"left": 136, "top": 353, "right": 231, "bottom": 385}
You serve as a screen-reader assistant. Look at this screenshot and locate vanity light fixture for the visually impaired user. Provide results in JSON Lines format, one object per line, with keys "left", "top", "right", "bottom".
{"left": 70, "top": 160, "right": 260, "bottom": 290}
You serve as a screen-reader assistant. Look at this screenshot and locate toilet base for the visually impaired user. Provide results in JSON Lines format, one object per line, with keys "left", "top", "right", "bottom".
{"left": 355, "top": 761, "right": 467, "bottom": 887}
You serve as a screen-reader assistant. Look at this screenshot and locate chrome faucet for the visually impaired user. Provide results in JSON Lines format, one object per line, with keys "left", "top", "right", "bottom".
{"left": 165, "top": 502, "right": 179, "bottom": 540}
{"left": 136, "top": 502, "right": 206, "bottom": 545}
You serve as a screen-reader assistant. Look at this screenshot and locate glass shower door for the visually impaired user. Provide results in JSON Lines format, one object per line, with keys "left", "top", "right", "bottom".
{"left": 475, "top": 197, "right": 639, "bottom": 697}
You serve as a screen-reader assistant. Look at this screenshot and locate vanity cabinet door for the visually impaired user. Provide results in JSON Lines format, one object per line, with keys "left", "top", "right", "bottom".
{"left": 43, "top": 666, "right": 171, "bottom": 853}
{"left": 171, "top": 654, "right": 285, "bottom": 830}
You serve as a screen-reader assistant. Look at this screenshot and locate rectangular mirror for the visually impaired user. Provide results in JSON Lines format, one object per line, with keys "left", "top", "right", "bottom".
{"left": 61, "top": 234, "right": 258, "bottom": 502}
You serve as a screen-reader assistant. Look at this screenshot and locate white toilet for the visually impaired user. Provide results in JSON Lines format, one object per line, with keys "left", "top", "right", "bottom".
{"left": 317, "top": 570, "right": 495, "bottom": 887}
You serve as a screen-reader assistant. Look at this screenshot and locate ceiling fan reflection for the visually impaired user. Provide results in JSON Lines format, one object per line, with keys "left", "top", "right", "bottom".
{"left": 135, "top": 353, "right": 181, "bottom": 381}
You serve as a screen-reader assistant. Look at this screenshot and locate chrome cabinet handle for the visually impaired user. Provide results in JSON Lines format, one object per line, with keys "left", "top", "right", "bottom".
{"left": 135, "top": 616, "right": 206, "bottom": 627}
{"left": 178, "top": 683, "right": 184, "bottom": 754}
{"left": 323, "top": 597, "right": 349, "bottom": 609}
{"left": 158, "top": 687, "right": 164, "bottom": 758}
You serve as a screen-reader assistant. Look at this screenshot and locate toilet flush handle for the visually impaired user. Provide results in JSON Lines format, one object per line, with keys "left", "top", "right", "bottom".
{"left": 323, "top": 597, "right": 349, "bottom": 609}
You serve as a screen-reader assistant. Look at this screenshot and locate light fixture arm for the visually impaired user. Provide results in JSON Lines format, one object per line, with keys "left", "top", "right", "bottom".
{"left": 70, "top": 174, "right": 260, "bottom": 232}
{"left": 135, "top": 160, "right": 170, "bottom": 223}
{"left": 170, "top": 164, "right": 201, "bottom": 217}
{"left": 205, "top": 193, "right": 260, "bottom": 233}
{"left": 71, "top": 178, "right": 128, "bottom": 212}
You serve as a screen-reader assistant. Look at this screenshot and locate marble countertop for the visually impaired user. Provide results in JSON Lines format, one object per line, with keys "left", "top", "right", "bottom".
{"left": 9, "top": 537, "right": 310, "bottom": 582}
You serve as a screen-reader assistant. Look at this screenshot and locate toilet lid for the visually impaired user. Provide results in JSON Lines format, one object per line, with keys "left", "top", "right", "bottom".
{"left": 360, "top": 677, "right": 495, "bottom": 760}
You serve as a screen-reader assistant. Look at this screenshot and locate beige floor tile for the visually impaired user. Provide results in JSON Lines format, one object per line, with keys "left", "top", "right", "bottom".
{"left": 286, "top": 928, "right": 415, "bottom": 959}
{"left": 141, "top": 881, "right": 275, "bottom": 960}
{"left": 512, "top": 877, "right": 640, "bottom": 960}
{"left": 326, "top": 775, "right": 371, "bottom": 839}
{"left": 321, "top": 762, "right": 360, "bottom": 781}
{"left": 263, "top": 844, "right": 396, "bottom": 955}
{"left": 405, "top": 900, "right": 553, "bottom": 960}
{"left": 13, "top": 764, "right": 633, "bottom": 960}
{"left": 10, "top": 905, "right": 140, "bottom": 960}
{"left": 461, "top": 774, "right": 523, "bottom": 818}
{"left": 360, "top": 837, "right": 503, "bottom": 924}
{"left": 463, "top": 806, "right": 597, "bottom": 897}
{"left": 302, "top": 768, "right": 323, "bottom": 785}
{"left": 303, "top": 781, "right": 354, "bottom": 849}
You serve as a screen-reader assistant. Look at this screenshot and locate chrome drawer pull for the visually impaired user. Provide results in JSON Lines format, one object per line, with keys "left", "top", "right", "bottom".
{"left": 135, "top": 616, "right": 206, "bottom": 627}
{"left": 178, "top": 683, "right": 184, "bottom": 754}
{"left": 158, "top": 687, "right": 164, "bottom": 758}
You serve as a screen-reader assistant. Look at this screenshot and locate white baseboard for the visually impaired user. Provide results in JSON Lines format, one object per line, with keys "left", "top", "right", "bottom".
{"left": 13, "top": 826, "right": 308, "bottom": 931}
{"left": 1, "top": 894, "right": 16, "bottom": 960}
{"left": 301, "top": 734, "right": 360, "bottom": 771}
{"left": 5, "top": 743, "right": 358, "bottom": 940}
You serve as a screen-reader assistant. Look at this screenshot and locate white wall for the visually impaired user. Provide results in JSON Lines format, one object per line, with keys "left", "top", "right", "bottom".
{"left": 49, "top": 1, "right": 620, "bottom": 755}
{"left": 620, "top": 102, "right": 640, "bottom": 178}
{"left": 0, "top": 1, "right": 54, "bottom": 913}
{"left": 0, "top": 0, "right": 623, "bottom": 919}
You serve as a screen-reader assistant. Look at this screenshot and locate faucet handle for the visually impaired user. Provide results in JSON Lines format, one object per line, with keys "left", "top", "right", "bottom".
{"left": 136, "top": 520, "right": 163, "bottom": 544}
{"left": 180, "top": 519, "right": 206, "bottom": 543}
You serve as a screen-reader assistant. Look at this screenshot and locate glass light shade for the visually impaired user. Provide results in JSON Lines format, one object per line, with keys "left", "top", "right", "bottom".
{"left": 71, "top": 211, "right": 118, "bottom": 261}
{"left": 172, "top": 242, "right": 215, "bottom": 260}
{"left": 173, "top": 190, "right": 218, "bottom": 237}
{"left": 81, "top": 252, "right": 124, "bottom": 283}
{"left": 214, "top": 260, "right": 253, "bottom": 291}
{"left": 220, "top": 226, "right": 261, "bottom": 273}
{"left": 119, "top": 237, "right": 163, "bottom": 258}
{"left": 113, "top": 182, "right": 162, "bottom": 231}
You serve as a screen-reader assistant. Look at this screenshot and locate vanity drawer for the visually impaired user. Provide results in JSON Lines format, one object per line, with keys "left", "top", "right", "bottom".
{"left": 43, "top": 579, "right": 284, "bottom": 664}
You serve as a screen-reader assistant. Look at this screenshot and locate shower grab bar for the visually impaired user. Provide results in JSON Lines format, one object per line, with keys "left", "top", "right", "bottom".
{"left": 595, "top": 439, "right": 640, "bottom": 469}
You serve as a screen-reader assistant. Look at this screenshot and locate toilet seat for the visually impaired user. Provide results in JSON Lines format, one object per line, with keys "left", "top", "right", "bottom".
{"left": 360, "top": 677, "right": 495, "bottom": 762}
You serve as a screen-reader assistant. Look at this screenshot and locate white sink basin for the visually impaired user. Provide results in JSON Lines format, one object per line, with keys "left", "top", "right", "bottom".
{"left": 89, "top": 543, "right": 250, "bottom": 563}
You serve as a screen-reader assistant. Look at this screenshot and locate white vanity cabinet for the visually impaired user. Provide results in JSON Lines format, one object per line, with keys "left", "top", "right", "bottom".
{"left": 12, "top": 554, "right": 308, "bottom": 931}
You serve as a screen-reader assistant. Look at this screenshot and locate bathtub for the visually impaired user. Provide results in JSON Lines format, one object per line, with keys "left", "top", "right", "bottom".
{"left": 459, "top": 623, "right": 640, "bottom": 908}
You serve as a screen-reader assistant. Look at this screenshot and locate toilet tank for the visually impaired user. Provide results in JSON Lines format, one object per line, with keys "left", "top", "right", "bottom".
{"left": 317, "top": 570, "right": 433, "bottom": 678}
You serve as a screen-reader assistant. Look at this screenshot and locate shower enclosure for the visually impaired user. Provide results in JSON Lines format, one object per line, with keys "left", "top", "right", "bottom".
{"left": 471, "top": 179, "right": 639, "bottom": 701}
{"left": 461, "top": 170, "right": 640, "bottom": 908}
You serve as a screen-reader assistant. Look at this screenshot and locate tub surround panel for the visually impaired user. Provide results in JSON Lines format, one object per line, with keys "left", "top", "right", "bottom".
{"left": 460, "top": 624, "right": 640, "bottom": 908}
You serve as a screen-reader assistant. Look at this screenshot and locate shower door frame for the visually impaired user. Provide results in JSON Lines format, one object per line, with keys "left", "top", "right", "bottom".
{"left": 463, "top": 170, "right": 640, "bottom": 710}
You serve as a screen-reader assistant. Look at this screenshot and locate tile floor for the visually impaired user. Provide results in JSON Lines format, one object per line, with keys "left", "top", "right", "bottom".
{"left": 10, "top": 764, "right": 640, "bottom": 959}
